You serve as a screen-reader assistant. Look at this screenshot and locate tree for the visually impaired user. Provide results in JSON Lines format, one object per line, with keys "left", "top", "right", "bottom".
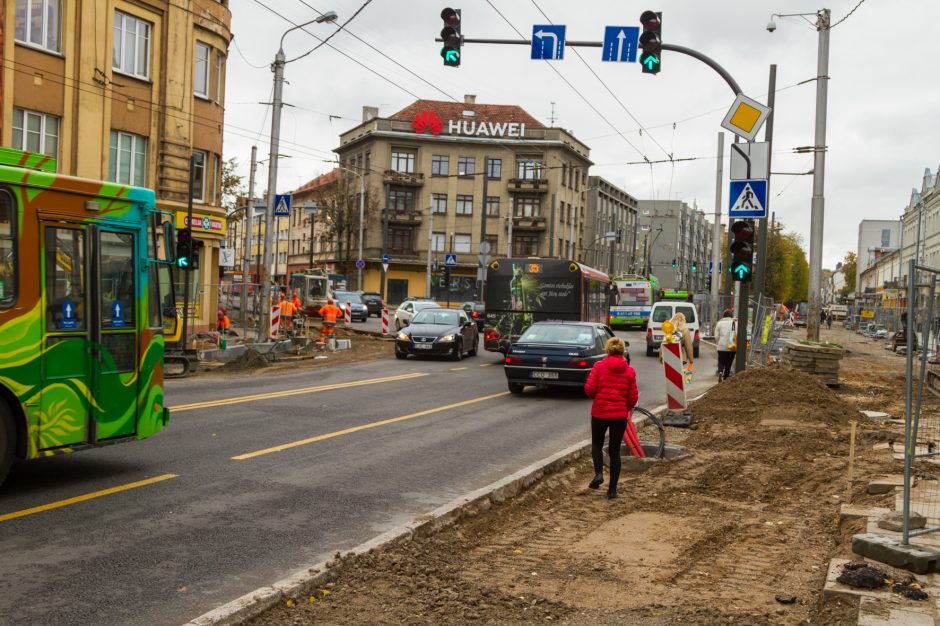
{"left": 841, "top": 251, "right": 857, "bottom": 296}
{"left": 308, "top": 177, "right": 379, "bottom": 279}
{"left": 763, "top": 221, "right": 809, "bottom": 305}
{"left": 221, "top": 157, "right": 245, "bottom": 214}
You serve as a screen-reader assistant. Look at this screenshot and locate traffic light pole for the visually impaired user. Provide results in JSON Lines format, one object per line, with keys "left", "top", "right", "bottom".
{"left": 710, "top": 132, "right": 724, "bottom": 331}
{"left": 241, "top": 145, "right": 257, "bottom": 335}
{"left": 734, "top": 279, "right": 749, "bottom": 373}
{"left": 181, "top": 154, "right": 195, "bottom": 351}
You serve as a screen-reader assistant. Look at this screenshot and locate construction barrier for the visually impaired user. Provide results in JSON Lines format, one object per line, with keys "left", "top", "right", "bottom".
{"left": 344, "top": 301, "right": 352, "bottom": 324}
{"left": 661, "top": 341, "right": 687, "bottom": 410}
{"left": 270, "top": 305, "right": 280, "bottom": 339}
{"left": 381, "top": 308, "right": 390, "bottom": 335}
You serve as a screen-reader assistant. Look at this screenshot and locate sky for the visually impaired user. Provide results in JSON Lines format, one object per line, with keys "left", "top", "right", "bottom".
{"left": 223, "top": 0, "right": 940, "bottom": 269}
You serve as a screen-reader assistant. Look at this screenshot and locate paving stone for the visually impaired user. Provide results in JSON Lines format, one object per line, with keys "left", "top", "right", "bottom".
{"left": 862, "top": 411, "right": 892, "bottom": 420}
{"left": 857, "top": 597, "right": 935, "bottom": 626}
{"left": 869, "top": 475, "right": 908, "bottom": 494}
{"left": 879, "top": 510, "right": 927, "bottom": 532}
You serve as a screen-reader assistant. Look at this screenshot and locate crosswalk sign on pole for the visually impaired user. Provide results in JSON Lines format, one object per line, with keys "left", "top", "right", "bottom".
{"left": 729, "top": 179, "right": 768, "bottom": 219}
{"left": 444, "top": 253, "right": 458, "bottom": 267}
{"left": 273, "top": 194, "right": 292, "bottom": 216}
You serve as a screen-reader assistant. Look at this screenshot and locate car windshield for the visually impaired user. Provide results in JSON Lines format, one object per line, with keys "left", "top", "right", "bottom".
{"left": 412, "top": 310, "right": 460, "bottom": 325}
{"left": 335, "top": 293, "right": 362, "bottom": 304}
{"left": 519, "top": 324, "right": 594, "bottom": 345}
{"left": 652, "top": 307, "right": 672, "bottom": 323}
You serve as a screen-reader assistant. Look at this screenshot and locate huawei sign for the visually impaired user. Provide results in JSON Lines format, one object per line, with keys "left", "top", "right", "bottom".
{"left": 412, "top": 110, "right": 443, "bottom": 135}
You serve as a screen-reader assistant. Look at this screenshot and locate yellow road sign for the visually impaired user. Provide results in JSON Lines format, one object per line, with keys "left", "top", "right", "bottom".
{"left": 860, "top": 310, "right": 875, "bottom": 319}
{"left": 721, "top": 94, "right": 772, "bottom": 141}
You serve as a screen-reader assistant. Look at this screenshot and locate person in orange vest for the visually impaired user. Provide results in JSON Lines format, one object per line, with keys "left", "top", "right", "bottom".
{"left": 291, "top": 290, "right": 301, "bottom": 312}
{"left": 278, "top": 293, "right": 296, "bottom": 330}
{"left": 318, "top": 298, "right": 343, "bottom": 341}
{"left": 216, "top": 308, "right": 231, "bottom": 334}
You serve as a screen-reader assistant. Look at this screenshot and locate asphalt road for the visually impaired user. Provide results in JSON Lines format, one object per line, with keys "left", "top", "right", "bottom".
{"left": 0, "top": 329, "right": 716, "bottom": 626}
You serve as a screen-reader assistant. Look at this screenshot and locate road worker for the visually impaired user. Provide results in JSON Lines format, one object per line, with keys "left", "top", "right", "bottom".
{"left": 318, "top": 298, "right": 343, "bottom": 341}
{"left": 278, "top": 293, "right": 296, "bottom": 330}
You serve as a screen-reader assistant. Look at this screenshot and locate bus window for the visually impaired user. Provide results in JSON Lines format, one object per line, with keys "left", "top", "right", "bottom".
{"left": 45, "top": 227, "right": 87, "bottom": 331}
{"left": 0, "top": 190, "right": 14, "bottom": 306}
{"left": 99, "top": 231, "right": 135, "bottom": 328}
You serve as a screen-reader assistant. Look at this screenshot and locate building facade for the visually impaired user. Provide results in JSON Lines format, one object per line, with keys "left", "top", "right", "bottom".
{"left": 584, "top": 176, "right": 638, "bottom": 276}
{"left": 3, "top": 0, "right": 231, "bottom": 332}
{"left": 636, "top": 200, "right": 712, "bottom": 293}
{"left": 321, "top": 96, "right": 592, "bottom": 303}
{"left": 857, "top": 219, "right": 901, "bottom": 291}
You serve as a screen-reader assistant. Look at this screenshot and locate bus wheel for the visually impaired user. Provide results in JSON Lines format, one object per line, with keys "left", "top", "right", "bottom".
{"left": 0, "top": 402, "right": 15, "bottom": 488}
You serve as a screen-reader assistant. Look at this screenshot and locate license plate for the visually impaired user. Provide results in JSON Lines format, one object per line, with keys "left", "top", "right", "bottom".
{"left": 414, "top": 344, "right": 433, "bottom": 350}
{"left": 653, "top": 334, "right": 663, "bottom": 340}
{"left": 530, "top": 371, "right": 559, "bottom": 380}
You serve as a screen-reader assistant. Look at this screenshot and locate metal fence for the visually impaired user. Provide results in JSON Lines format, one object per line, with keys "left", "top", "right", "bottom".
{"left": 902, "top": 260, "right": 940, "bottom": 545}
{"left": 747, "top": 296, "right": 783, "bottom": 368}
{"left": 205, "top": 281, "right": 265, "bottom": 342}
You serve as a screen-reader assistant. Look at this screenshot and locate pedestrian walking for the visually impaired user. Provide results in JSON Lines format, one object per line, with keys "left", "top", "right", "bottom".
{"left": 826, "top": 312, "right": 833, "bottom": 330}
{"left": 714, "top": 309, "right": 736, "bottom": 381}
{"left": 584, "top": 337, "right": 639, "bottom": 500}
{"left": 318, "top": 298, "right": 343, "bottom": 342}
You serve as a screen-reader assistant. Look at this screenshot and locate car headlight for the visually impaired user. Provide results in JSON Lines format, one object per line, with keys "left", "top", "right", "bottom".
{"left": 397, "top": 332, "right": 409, "bottom": 341}
{"left": 439, "top": 334, "right": 455, "bottom": 342}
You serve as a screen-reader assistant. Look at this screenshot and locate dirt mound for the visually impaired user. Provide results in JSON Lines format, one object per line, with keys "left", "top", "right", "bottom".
{"left": 221, "top": 349, "right": 268, "bottom": 371}
{"left": 691, "top": 365, "right": 858, "bottom": 426}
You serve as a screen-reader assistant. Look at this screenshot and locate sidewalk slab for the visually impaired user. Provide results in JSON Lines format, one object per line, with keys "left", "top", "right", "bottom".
{"left": 858, "top": 597, "right": 934, "bottom": 626}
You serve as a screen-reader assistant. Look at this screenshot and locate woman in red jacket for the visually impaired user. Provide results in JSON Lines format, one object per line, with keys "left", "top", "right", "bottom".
{"left": 584, "top": 336, "right": 639, "bottom": 499}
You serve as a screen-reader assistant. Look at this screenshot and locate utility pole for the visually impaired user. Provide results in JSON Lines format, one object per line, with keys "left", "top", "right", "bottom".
{"left": 479, "top": 158, "right": 489, "bottom": 298}
{"left": 754, "top": 64, "right": 776, "bottom": 305}
{"left": 180, "top": 155, "right": 195, "bottom": 351}
{"left": 807, "top": 9, "right": 831, "bottom": 342}
{"left": 241, "top": 145, "right": 257, "bottom": 335}
{"left": 260, "top": 48, "right": 285, "bottom": 341}
{"left": 507, "top": 197, "right": 514, "bottom": 258}
{"left": 710, "top": 132, "right": 724, "bottom": 330}
{"left": 426, "top": 199, "right": 434, "bottom": 298}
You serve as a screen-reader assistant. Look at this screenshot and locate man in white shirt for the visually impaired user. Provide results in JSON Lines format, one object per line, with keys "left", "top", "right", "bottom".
{"left": 714, "top": 309, "right": 736, "bottom": 381}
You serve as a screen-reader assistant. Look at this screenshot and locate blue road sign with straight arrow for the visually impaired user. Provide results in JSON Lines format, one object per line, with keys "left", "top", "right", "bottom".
{"left": 531, "top": 25, "right": 566, "bottom": 60}
{"left": 601, "top": 26, "right": 639, "bottom": 62}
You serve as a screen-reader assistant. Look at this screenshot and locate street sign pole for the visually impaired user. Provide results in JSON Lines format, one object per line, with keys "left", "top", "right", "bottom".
{"left": 710, "top": 132, "right": 724, "bottom": 331}
{"left": 754, "top": 64, "right": 776, "bottom": 303}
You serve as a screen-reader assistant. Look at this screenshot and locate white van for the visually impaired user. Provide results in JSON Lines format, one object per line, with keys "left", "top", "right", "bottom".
{"left": 646, "top": 301, "right": 701, "bottom": 358}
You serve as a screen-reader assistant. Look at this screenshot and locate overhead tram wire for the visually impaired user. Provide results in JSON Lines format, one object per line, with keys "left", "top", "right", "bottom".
{"left": 483, "top": 0, "right": 649, "bottom": 164}
{"left": 528, "top": 0, "right": 672, "bottom": 161}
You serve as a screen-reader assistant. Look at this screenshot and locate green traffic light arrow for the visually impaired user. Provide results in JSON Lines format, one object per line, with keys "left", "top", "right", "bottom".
{"left": 733, "top": 266, "right": 749, "bottom": 280}
{"left": 445, "top": 50, "right": 459, "bottom": 63}
{"left": 642, "top": 56, "right": 660, "bottom": 70}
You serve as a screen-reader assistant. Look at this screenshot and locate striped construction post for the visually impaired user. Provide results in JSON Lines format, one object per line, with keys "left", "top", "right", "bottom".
{"left": 381, "top": 308, "right": 390, "bottom": 335}
{"left": 270, "top": 305, "right": 280, "bottom": 339}
{"left": 344, "top": 301, "right": 352, "bottom": 324}
{"left": 661, "top": 341, "right": 687, "bottom": 410}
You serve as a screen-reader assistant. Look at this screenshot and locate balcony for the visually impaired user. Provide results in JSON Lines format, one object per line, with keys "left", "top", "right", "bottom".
{"left": 508, "top": 215, "right": 547, "bottom": 231}
{"left": 383, "top": 208, "right": 423, "bottom": 225}
{"left": 507, "top": 178, "right": 549, "bottom": 194}
{"left": 383, "top": 170, "right": 424, "bottom": 187}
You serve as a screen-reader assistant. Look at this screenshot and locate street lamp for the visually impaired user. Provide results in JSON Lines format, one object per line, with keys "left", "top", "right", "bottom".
{"left": 768, "top": 8, "right": 831, "bottom": 341}
{"left": 260, "top": 10, "right": 338, "bottom": 340}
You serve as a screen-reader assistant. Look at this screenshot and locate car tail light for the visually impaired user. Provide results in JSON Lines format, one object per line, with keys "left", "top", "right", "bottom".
{"left": 694, "top": 330, "right": 700, "bottom": 340}
{"left": 505, "top": 356, "right": 521, "bottom": 364}
{"left": 472, "top": 311, "right": 479, "bottom": 318}
{"left": 568, "top": 360, "right": 590, "bottom": 367}
{"left": 647, "top": 327, "right": 653, "bottom": 337}
{"left": 485, "top": 328, "right": 501, "bottom": 342}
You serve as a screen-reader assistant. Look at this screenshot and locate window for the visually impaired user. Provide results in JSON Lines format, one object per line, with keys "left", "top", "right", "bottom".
{"left": 454, "top": 234, "right": 471, "bottom": 254}
{"left": 45, "top": 227, "right": 86, "bottom": 331}
{"left": 190, "top": 150, "right": 207, "bottom": 202}
{"left": 194, "top": 42, "right": 211, "bottom": 98}
{"left": 562, "top": 163, "right": 568, "bottom": 187}
{"left": 113, "top": 11, "right": 151, "bottom": 79}
{"left": 388, "top": 189, "right": 414, "bottom": 211}
{"left": 431, "top": 231, "right": 445, "bottom": 252}
{"left": 99, "top": 231, "right": 136, "bottom": 330}
{"left": 457, "top": 156, "right": 475, "bottom": 176}
{"left": 390, "top": 150, "right": 415, "bottom": 173}
{"left": 485, "top": 196, "right": 500, "bottom": 217}
{"left": 211, "top": 154, "right": 220, "bottom": 205}
{"left": 12, "top": 108, "right": 59, "bottom": 158}
{"left": 365, "top": 152, "right": 371, "bottom": 172}
{"left": 517, "top": 159, "right": 543, "bottom": 180}
{"left": 514, "top": 197, "right": 540, "bottom": 218}
{"left": 456, "top": 194, "right": 473, "bottom": 215}
{"left": 484, "top": 234, "right": 498, "bottom": 253}
{"left": 487, "top": 158, "right": 502, "bottom": 179}
{"left": 389, "top": 227, "right": 413, "bottom": 254}
{"left": 215, "top": 51, "right": 225, "bottom": 102}
{"left": 431, "top": 154, "right": 449, "bottom": 176}
{"left": 0, "top": 191, "right": 17, "bottom": 307}
{"left": 513, "top": 234, "right": 539, "bottom": 257}
{"left": 881, "top": 229, "right": 891, "bottom": 247}
{"left": 15, "top": 0, "right": 60, "bottom": 52}
{"left": 431, "top": 193, "right": 447, "bottom": 214}
{"left": 109, "top": 131, "right": 148, "bottom": 187}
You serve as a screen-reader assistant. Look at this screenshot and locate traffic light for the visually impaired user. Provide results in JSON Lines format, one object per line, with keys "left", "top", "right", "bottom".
{"left": 729, "top": 220, "right": 755, "bottom": 282}
{"left": 691, "top": 260, "right": 698, "bottom": 272}
{"left": 706, "top": 276, "right": 712, "bottom": 291}
{"left": 639, "top": 10, "right": 662, "bottom": 75}
{"left": 190, "top": 240, "right": 202, "bottom": 271}
{"left": 440, "top": 8, "right": 461, "bottom": 67}
{"left": 176, "top": 229, "right": 192, "bottom": 269}
{"left": 671, "top": 258, "right": 677, "bottom": 268}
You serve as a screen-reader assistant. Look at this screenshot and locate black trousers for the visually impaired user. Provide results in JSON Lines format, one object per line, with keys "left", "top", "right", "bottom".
{"left": 591, "top": 417, "right": 628, "bottom": 491}
{"left": 717, "top": 350, "right": 735, "bottom": 378}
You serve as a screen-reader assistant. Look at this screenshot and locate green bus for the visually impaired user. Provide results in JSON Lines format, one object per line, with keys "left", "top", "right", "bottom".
{"left": 608, "top": 274, "right": 660, "bottom": 328}
{"left": 661, "top": 289, "right": 693, "bottom": 302}
{"left": 0, "top": 148, "right": 176, "bottom": 486}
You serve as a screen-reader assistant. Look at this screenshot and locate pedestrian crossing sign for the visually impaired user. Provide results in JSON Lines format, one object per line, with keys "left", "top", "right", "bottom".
{"left": 729, "top": 179, "right": 767, "bottom": 218}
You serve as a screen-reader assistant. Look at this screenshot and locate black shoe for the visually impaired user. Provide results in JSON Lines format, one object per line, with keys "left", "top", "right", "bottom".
{"left": 607, "top": 489, "right": 617, "bottom": 500}
{"left": 588, "top": 473, "right": 603, "bottom": 489}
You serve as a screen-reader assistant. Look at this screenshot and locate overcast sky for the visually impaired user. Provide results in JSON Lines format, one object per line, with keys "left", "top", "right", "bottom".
{"left": 223, "top": 0, "right": 940, "bottom": 269}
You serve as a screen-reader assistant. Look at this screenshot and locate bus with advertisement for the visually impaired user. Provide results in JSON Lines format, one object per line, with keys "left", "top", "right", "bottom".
{"left": 482, "top": 258, "right": 611, "bottom": 353}
{"left": 661, "top": 288, "right": 693, "bottom": 302}
{"left": 608, "top": 274, "right": 660, "bottom": 328}
{"left": 0, "top": 147, "right": 176, "bottom": 486}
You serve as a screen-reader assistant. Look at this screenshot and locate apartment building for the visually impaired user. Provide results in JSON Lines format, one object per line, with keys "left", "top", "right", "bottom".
{"left": 584, "top": 176, "right": 638, "bottom": 276}
{"left": 636, "top": 200, "right": 713, "bottom": 293}
{"left": 3, "top": 0, "right": 231, "bottom": 331}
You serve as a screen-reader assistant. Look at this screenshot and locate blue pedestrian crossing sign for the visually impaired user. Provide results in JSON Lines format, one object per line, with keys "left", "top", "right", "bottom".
{"left": 729, "top": 179, "right": 768, "bottom": 218}
{"left": 532, "top": 25, "right": 566, "bottom": 60}
{"left": 273, "top": 194, "right": 292, "bottom": 216}
{"left": 444, "top": 253, "right": 458, "bottom": 267}
{"left": 601, "top": 26, "right": 639, "bottom": 62}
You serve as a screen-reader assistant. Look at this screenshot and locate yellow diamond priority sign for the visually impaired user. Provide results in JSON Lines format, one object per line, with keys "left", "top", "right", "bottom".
{"left": 721, "top": 94, "right": 772, "bottom": 142}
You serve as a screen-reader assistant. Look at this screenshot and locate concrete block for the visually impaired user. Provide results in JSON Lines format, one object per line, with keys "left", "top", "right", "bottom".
{"left": 662, "top": 411, "right": 694, "bottom": 427}
{"left": 868, "top": 475, "right": 907, "bottom": 494}
{"left": 879, "top": 511, "right": 927, "bottom": 532}
{"left": 858, "top": 597, "right": 935, "bottom": 626}
{"left": 861, "top": 411, "right": 892, "bottom": 420}
{"left": 840, "top": 504, "right": 890, "bottom": 523}
{"left": 853, "top": 533, "right": 940, "bottom": 574}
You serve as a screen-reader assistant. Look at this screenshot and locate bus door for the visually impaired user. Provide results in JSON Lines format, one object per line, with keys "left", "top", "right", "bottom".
{"left": 41, "top": 223, "right": 140, "bottom": 448}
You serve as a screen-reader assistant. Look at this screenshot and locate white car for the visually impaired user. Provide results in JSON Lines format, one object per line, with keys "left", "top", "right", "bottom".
{"left": 645, "top": 301, "right": 701, "bottom": 358}
{"left": 394, "top": 300, "right": 440, "bottom": 330}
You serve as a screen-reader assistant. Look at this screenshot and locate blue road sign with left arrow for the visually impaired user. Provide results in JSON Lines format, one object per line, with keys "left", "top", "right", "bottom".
{"left": 531, "top": 25, "right": 565, "bottom": 60}
{"left": 602, "top": 26, "right": 639, "bottom": 62}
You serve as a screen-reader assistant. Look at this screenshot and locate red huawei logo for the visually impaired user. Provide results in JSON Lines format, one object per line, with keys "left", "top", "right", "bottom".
{"left": 412, "top": 110, "right": 443, "bottom": 135}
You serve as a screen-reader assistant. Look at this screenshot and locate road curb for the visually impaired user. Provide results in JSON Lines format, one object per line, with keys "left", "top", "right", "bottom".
{"left": 183, "top": 400, "right": 678, "bottom": 626}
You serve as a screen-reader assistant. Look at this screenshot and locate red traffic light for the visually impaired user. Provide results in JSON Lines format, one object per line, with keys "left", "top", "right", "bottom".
{"left": 730, "top": 220, "right": 754, "bottom": 260}
{"left": 441, "top": 8, "right": 460, "bottom": 27}
{"left": 640, "top": 10, "right": 660, "bottom": 30}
